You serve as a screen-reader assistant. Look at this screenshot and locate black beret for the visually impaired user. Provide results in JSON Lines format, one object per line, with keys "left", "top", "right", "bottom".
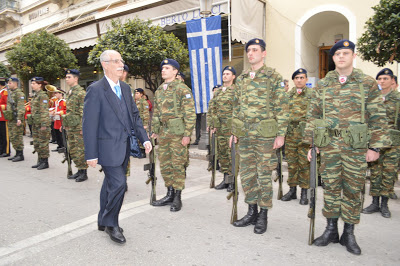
{"left": 65, "top": 69, "right": 80, "bottom": 76}
{"left": 160, "top": 59, "right": 180, "bottom": 70}
{"left": 223, "top": 66, "right": 236, "bottom": 75}
{"left": 329, "top": 39, "right": 355, "bottom": 56}
{"left": 135, "top": 88, "right": 144, "bottom": 93}
{"left": 213, "top": 85, "right": 221, "bottom": 91}
{"left": 245, "top": 38, "right": 266, "bottom": 51}
{"left": 8, "top": 77, "right": 19, "bottom": 83}
{"left": 292, "top": 68, "right": 308, "bottom": 80}
{"left": 376, "top": 68, "right": 394, "bottom": 80}
{"left": 123, "top": 64, "right": 129, "bottom": 72}
{"left": 177, "top": 72, "right": 185, "bottom": 79}
{"left": 31, "top": 77, "right": 44, "bottom": 82}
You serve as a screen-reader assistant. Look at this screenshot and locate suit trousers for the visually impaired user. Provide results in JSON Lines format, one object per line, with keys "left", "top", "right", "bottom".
{"left": 98, "top": 138, "right": 130, "bottom": 227}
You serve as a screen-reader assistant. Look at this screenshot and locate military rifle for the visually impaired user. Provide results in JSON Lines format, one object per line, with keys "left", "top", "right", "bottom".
{"left": 144, "top": 138, "right": 156, "bottom": 205}
{"left": 207, "top": 131, "right": 217, "bottom": 188}
{"left": 274, "top": 148, "right": 284, "bottom": 200}
{"left": 308, "top": 132, "right": 318, "bottom": 245}
{"left": 227, "top": 140, "right": 239, "bottom": 224}
{"left": 58, "top": 128, "right": 73, "bottom": 177}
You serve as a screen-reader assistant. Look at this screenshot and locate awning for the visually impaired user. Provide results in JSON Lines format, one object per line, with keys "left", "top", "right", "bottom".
{"left": 55, "top": 23, "right": 98, "bottom": 50}
{"left": 231, "top": 0, "right": 264, "bottom": 43}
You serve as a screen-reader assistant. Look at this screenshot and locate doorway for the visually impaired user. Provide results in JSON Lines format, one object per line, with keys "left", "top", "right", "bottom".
{"left": 319, "top": 46, "right": 335, "bottom": 79}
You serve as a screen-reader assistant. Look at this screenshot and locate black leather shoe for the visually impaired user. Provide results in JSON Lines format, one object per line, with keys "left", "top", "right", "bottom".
{"left": 104, "top": 226, "right": 126, "bottom": 244}
{"left": 75, "top": 169, "right": 88, "bottom": 182}
{"left": 12, "top": 151, "right": 24, "bottom": 162}
{"left": 215, "top": 179, "right": 228, "bottom": 190}
{"left": 98, "top": 225, "right": 123, "bottom": 233}
{"left": 254, "top": 208, "right": 268, "bottom": 234}
{"left": 68, "top": 171, "right": 80, "bottom": 180}
{"left": 37, "top": 158, "right": 49, "bottom": 170}
{"left": 281, "top": 186, "right": 297, "bottom": 201}
{"left": 170, "top": 190, "right": 182, "bottom": 212}
{"left": 233, "top": 204, "right": 258, "bottom": 227}
{"left": 152, "top": 186, "right": 175, "bottom": 206}
{"left": 362, "top": 196, "right": 380, "bottom": 214}
{"left": 313, "top": 218, "right": 339, "bottom": 246}
{"left": 299, "top": 188, "right": 309, "bottom": 205}
{"left": 340, "top": 223, "right": 361, "bottom": 255}
{"left": 380, "top": 196, "right": 391, "bottom": 218}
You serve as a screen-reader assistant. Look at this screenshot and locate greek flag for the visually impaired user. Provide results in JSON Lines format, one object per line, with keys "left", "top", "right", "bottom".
{"left": 186, "top": 15, "right": 222, "bottom": 114}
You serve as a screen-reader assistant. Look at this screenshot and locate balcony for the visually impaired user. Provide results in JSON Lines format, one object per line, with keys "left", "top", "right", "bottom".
{"left": 0, "top": 0, "right": 18, "bottom": 12}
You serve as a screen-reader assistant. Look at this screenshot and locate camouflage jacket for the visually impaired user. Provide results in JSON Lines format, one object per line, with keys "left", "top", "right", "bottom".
{"left": 306, "top": 68, "right": 390, "bottom": 148}
{"left": 31, "top": 90, "right": 51, "bottom": 127}
{"left": 232, "top": 64, "right": 289, "bottom": 136}
{"left": 207, "top": 96, "right": 216, "bottom": 128}
{"left": 136, "top": 97, "right": 150, "bottom": 129}
{"left": 212, "top": 84, "right": 236, "bottom": 129}
{"left": 382, "top": 89, "right": 400, "bottom": 130}
{"left": 65, "top": 84, "right": 85, "bottom": 130}
{"left": 7, "top": 88, "right": 25, "bottom": 121}
{"left": 287, "top": 86, "right": 312, "bottom": 126}
{"left": 152, "top": 79, "right": 196, "bottom": 137}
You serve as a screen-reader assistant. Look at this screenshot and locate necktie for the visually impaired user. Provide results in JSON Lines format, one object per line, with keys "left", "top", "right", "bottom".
{"left": 114, "top": 85, "right": 121, "bottom": 99}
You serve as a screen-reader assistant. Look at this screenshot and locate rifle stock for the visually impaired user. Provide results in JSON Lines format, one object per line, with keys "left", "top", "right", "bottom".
{"left": 227, "top": 140, "right": 239, "bottom": 224}
{"left": 59, "top": 129, "right": 73, "bottom": 177}
{"left": 209, "top": 132, "right": 217, "bottom": 188}
{"left": 308, "top": 132, "right": 317, "bottom": 245}
{"left": 277, "top": 148, "right": 284, "bottom": 200}
{"left": 144, "top": 138, "right": 156, "bottom": 205}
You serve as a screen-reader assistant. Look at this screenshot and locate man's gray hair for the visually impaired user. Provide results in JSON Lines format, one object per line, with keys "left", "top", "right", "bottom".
{"left": 100, "top": 50, "right": 118, "bottom": 63}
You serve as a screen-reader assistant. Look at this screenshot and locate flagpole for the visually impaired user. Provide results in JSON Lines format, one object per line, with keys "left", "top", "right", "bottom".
{"left": 228, "top": 0, "right": 232, "bottom": 62}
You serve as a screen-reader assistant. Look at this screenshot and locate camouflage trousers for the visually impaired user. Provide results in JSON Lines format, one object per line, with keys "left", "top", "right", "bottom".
{"left": 158, "top": 133, "right": 188, "bottom": 191}
{"left": 216, "top": 125, "right": 232, "bottom": 178}
{"left": 32, "top": 124, "right": 50, "bottom": 158}
{"left": 320, "top": 137, "right": 367, "bottom": 224}
{"left": 67, "top": 129, "right": 88, "bottom": 169}
{"left": 369, "top": 146, "right": 400, "bottom": 197}
{"left": 9, "top": 120, "right": 24, "bottom": 151}
{"left": 239, "top": 136, "right": 277, "bottom": 209}
{"left": 286, "top": 128, "right": 309, "bottom": 189}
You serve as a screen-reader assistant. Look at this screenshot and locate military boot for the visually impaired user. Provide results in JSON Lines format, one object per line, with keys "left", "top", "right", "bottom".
{"left": 12, "top": 150, "right": 24, "bottom": 162}
{"left": 339, "top": 223, "right": 361, "bottom": 255}
{"left": 75, "top": 169, "right": 88, "bottom": 182}
{"left": 68, "top": 171, "right": 81, "bottom": 180}
{"left": 215, "top": 173, "right": 229, "bottom": 190}
{"left": 313, "top": 218, "right": 339, "bottom": 246}
{"left": 152, "top": 186, "right": 175, "bottom": 206}
{"left": 380, "top": 196, "right": 391, "bottom": 218}
{"left": 281, "top": 186, "right": 297, "bottom": 201}
{"left": 170, "top": 190, "right": 182, "bottom": 212}
{"left": 233, "top": 204, "right": 258, "bottom": 227}
{"left": 362, "top": 196, "right": 380, "bottom": 214}
{"left": 389, "top": 191, "right": 398, "bottom": 200}
{"left": 254, "top": 208, "right": 268, "bottom": 234}
{"left": 31, "top": 157, "right": 41, "bottom": 168}
{"left": 37, "top": 158, "right": 49, "bottom": 170}
{"left": 299, "top": 188, "right": 309, "bottom": 205}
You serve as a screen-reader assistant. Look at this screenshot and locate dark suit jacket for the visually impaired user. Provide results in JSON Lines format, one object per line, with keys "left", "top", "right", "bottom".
{"left": 82, "top": 76, "right": 149, "bottom": 167}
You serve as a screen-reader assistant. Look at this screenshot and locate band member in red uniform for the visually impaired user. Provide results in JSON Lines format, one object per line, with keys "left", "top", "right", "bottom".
{"left": 51, "top": 88, "right": 66, "bottom": 152}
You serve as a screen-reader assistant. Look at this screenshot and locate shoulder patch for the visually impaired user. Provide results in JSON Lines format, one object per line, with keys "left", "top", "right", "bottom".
{"left": 186, "top": 94, "right": 191, "bottom": 99}
{"left": 280, "top": 82, "right": 285, "bottom": 87}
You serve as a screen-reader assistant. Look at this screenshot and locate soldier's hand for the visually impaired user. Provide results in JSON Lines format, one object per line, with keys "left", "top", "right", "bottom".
{"left": 182, "top": 136, "right": 190, "bottom": 146}
{"left": 273, "top": 136, "right": 285, "bottom": 149}
{"left": 307, "top": 147, "right": 320, "bottom": 162}
{"left": 229, "top": 135, "right": 237, "bottom": 148}
{"left": 206, "top": 126, "right": 210, "bottom": 132}
{"left": 366, "top": 149, "right": 379, "bottom": 162}
{"left": 151, "top": 133, "right": 158, "bottom": 139}
{"left": 87, "top": 159, "right": 98, "bottom": 168}
{"left": 16, "top": 120, "right": 22, "bottom": 126}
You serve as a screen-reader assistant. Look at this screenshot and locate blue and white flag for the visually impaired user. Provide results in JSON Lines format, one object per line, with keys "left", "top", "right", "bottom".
{"left": 186, "top": 15, "right": 222, "bottom": 114}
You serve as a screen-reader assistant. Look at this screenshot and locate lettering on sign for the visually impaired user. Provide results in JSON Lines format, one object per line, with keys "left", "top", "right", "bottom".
{"left": 29, "top": 7, "right": 50, "bottom": 21}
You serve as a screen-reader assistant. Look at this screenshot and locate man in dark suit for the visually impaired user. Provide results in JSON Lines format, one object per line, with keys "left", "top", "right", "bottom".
{"left": 83, "top": 50, "right": 151, "bottom": 244}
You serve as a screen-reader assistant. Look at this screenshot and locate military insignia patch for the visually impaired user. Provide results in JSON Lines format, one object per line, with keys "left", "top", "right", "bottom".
{"left": 385, "top": 70, "right": 389, "bottom": 74}
{"left": 250, "top": 72, "right": 255, "bottom": 79}
{"left": 255, "top": 39, "right": 259, "bottom": 43}
{"left": 280, "top": 82, "right": 284, "bottom": 87}
{"left": 344, "top": 41, "right": 349, "bottom": 47}
{"left": 185, "top": 94, "right": 191, "bottom": 98}
{"left": 69, "top": 90, "right": 72, "bottom": 95}
{"left": 299, "top": 69, "right": 303, "bottom": 72}
{"left": 222, "top": 87, "right": 226, "bottom": 92}
{"left": 382, "top": 96, "right": 385, "bottom": 101}
{"left": 339, "top": 75, "right": 347, "bottom": 84}
{"left": 67, "top": 70, "right": 71, "bottom": 74}
{"left": 163, "top": 84, "right": 168, "bottom": 90}
{"left": 297, "top": 89, "right": 302, "bottom": 94}
{"left": 164, "top": 60, "right": 168, "bottom": 63}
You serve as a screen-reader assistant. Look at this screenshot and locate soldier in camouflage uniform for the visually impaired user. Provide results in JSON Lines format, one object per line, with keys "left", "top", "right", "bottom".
{"left": 5, "top": 78, "right": 25, "bottom": 162}
{"left": 362, "top": 68, "right": 400, "bottom": 218}
{"left": 231, "top": 38, "right": 289, "bottom": 234}
{"left": 64, "top": 69, "right": 88, "bottom": 182}
{"left": 151, "top": 59, "right": 196, "bottom": 212}
{"left": 134, "top": 88, "right": 150, "bottom": 157}
{"left": 211, "top": 66, "right": 236, "bottom": 192}
{"left": 281, "top": 68, "right": 312, "bottom": 205}
{"left": 30, "top": 77, "right": 51, "bottom": 170}
{"left": 306, "top": 40, "right": 390, "bottom": 255}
